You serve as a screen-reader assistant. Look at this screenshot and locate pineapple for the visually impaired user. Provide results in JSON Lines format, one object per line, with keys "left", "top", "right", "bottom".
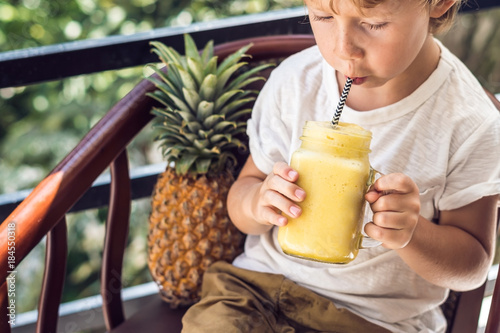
{"left": 145, "top": 34, "right": 272, "bottom": 308}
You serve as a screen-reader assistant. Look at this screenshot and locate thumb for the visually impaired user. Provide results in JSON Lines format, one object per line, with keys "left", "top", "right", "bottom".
{"left": 365, "top": 187, "right": 382, "bottom": 204}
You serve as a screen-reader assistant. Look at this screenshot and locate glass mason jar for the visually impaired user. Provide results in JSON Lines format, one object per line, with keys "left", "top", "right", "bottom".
{"left": 278, "top": 121, "right": 378, "bottom": 264}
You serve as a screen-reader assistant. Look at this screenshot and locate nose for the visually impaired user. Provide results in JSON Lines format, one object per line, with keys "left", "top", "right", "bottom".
{"left": 334, "top": 29, "right": 363, "bottom": 60}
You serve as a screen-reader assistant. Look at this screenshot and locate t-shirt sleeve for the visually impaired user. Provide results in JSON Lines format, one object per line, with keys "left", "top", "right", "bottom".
{"left": 246, "top": 70, "right": 291, "bottom": 175}
{"left": 439, "top": 111, "right": 500, "bottom": 211}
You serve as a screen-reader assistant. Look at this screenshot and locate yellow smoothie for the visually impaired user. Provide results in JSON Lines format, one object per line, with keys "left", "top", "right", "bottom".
{"left": 278, "top": 121, "right": 373, "bottom": 264}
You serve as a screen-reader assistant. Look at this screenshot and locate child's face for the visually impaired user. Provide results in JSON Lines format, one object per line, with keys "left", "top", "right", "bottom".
{"left": 306, "top": 0, "right": 437, "bottom": 88}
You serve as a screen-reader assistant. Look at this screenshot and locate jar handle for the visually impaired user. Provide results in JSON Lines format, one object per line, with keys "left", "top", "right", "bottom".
{"left": 361, "top": 167, "right": 383, "bottom": 248}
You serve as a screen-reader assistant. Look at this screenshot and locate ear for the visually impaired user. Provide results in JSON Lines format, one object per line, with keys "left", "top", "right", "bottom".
{"left": 430, "top": 0, "right": 457, "bottom": 18}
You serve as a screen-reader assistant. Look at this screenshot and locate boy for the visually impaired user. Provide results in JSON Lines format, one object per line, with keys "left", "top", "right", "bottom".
{"left": 182, "top": 0, "right": 500, "bottom": 331}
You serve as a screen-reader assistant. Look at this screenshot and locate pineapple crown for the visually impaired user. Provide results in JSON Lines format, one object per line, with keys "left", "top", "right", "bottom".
{"left": 146, "top": 34, "right": 273, "bottom": 176}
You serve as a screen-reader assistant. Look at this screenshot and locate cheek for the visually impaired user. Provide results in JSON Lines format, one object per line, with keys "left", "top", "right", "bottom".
{"left": 370, "top": 45, "right": 409, "bottom": 74}
{"left": 311, "top": 26, "right": 338, "bottom": 65}
{"left": 369, "top": 28, "right": 428, "bottom": 76}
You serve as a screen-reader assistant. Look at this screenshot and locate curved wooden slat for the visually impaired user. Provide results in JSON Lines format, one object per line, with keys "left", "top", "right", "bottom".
{"left": 37, "top": 217, "right": 68, "bottom": 333}
{"left": 0, "top": 282, "right": 11, "bottom": 333}
{"left": 102, "top": 150, "right": 131, "bottom": 330}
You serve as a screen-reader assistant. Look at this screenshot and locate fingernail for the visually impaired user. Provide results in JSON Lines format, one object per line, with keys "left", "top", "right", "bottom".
{"left": 278, "top": 216, "right": 287, "bottom": 226}
{"left": 290, "top": 206, "right": 301, "bottom": 217}
{"left": 288, "top": 170, "right": 298, "bottom": 179}
{"left": 295, "top": 189, "right": 306, "bottom": 200}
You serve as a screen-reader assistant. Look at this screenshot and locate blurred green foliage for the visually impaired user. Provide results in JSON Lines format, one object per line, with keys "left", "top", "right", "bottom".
{"left": 0, "top": 0, "right": 499, "bottom": 318}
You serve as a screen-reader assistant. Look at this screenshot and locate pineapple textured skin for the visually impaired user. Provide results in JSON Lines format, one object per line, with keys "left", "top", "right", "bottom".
{"left": 148, "top": 167, "right": 245, "bottom": 307}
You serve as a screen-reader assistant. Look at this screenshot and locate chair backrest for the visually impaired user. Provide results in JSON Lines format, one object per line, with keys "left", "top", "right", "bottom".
{"left": 0, "top": 34, "right": 499, "bottom": 333}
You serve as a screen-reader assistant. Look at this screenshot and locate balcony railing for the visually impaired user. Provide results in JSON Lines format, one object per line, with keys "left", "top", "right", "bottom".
{"left": 1, "top": 3, "right": 499, "bottom": 332}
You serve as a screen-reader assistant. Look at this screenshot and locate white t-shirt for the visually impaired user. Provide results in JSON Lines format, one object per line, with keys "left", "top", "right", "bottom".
{"left": 232, "top": 40, "right": 500, "bottom": 332}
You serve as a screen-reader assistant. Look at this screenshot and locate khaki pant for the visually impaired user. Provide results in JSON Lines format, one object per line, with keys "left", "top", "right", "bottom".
{"left": 182, "top": 261, "right": 389, "bottom": 333}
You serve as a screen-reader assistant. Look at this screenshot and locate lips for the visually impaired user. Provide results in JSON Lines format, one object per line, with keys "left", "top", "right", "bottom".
{"left": 347, "top": 76, "right": 367, "bottom": 85}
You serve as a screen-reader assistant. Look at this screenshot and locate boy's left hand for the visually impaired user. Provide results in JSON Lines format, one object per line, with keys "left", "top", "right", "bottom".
{"left": 365, "top": 173, "right": 420, "bottom": 249}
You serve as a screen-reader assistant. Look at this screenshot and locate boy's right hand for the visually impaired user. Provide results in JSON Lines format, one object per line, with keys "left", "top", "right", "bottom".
{"left": 256, "top": 161, "right": 306, "bottom": 227}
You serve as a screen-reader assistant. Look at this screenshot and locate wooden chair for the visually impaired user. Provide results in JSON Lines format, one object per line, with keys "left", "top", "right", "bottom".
{"left": 0, "top": 34, "right": 499, "bottom": 333}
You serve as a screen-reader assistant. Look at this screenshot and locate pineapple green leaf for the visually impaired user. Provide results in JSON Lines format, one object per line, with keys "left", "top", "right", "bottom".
{"left": 197, "top": 129, "right": 211, "bottom": 139}
{"left": 146, "top": 91, "right": 175, "bottom": 108}
{"left": 152, "top": 122, "right": 181, "bottom": 134}
{"left": 210, "top": 133, "right": 231, "bottom": 144}
{"left": 227, "top": 76, "right": 265, "bottom": 93}
{"left": 164, "top": 90, "right": 191, "bottom": 112}
{"left": 182, "top": 87, "right": 201, "bottom": 112}
{"left": 201, "top": 124, "right": 214, "bottom": 133}
{"left": 183, "top": 33, "right": 201, "bottom": 63}
{"left": 174, "top": 64, "right": 198, "bottom": 91}
{"left": 199, "top": 74, "right": 217, "bottom": 101}
{"left": 164, "top": 65, "right": 184, "bottom": 91}
{"left": 151, "top": 107, "right": 181, "bottom": 123}
{"left": 145, "top": 63, "right": 173, "bottom": 85}
{"left": 183, "top": 146, "right": 211, "bottom": 155}
{"left": 201, "top": 40, "right": 214, "bottom": 65}
{"left": 187, "top": 57, "right": 204, "bottom": 86}
{"left": 162, "top": 147, "right": 180, "bottom": 160}
{"left": 150, "top": 41, "right": 177, "bottom": 64}
{"left": 226, "top": 63, "right": 274, "bottom": 91}
{"left": 226, "top": 108, "right": 252, "bottom": 122}
{"left": 195, "top": 158, "right": 212, "bottom": 174}
{"left": 220, "top": 97, "right": 255, "bottom": 116}
{"left": 147, "top": 62, "right": 183, "bottom": 94}
{"left": 184, "top": 121, "right": 202, "bottom": 133}
{"left": 222, "top": 89, "right": 254, "bottom": 103}
{"left": 196, "top": 101, "right": 215, "bottom": 121}
{"left": 175, "top": 110, "right": 196, "bottom": 123}
{"left": 193, "top": 139, "right": 209, "bottom": 150}
{"left": 149, "top": 43, "right": 186, "bottom": 90}
{"left": 216, "top": 43, "right": 252, "bottom": 76}
{"left": 150, "top": 41, "right": 186, "bottom": 69}
{"left": 153, "top": 135, "right": 178, "bottom": 146}
{"left": 228, "top": 137, "right": 245, "bottom": 148}
{"left": 203, "top": 56, "right": 218, "bottom": 76}
{"left": 234, "top": 121, "right": 249, "bottom": 131}
{"left": 146, "top": 75, "right": 178, "bottom": 98}
{"left": 209, "top": 146, "right": 221, "bottom": 154}
{"left": 214, "top": 89, "right": 243, "bottom": 110}
{"left": 158, "top": 130, "right": 193, "bottom": 146}
{"left": 215, "top": 62, "right": 247, "bottom": 96}
{"left": 219, "top": 139, "right": 246, "bottom": 151}
{"left": 147, "top": 35, "right": 271, "bottom": 174}
{"left": 214, "top": 121, "right": 237, "bottom": 133}
{"left": 217, "top": 153, "right": 238, "bottom": 172}
{"left": 203, "top": 114, "right": 224, "bottom": 128}
{"left": 176, "top": 154, "right": 199, "bottom": 175}
{"left": 230, "top": 126, "right": 247, "bottom": 136}
{"left": 178, "top": 129, "right": 198, "bottom": 142}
